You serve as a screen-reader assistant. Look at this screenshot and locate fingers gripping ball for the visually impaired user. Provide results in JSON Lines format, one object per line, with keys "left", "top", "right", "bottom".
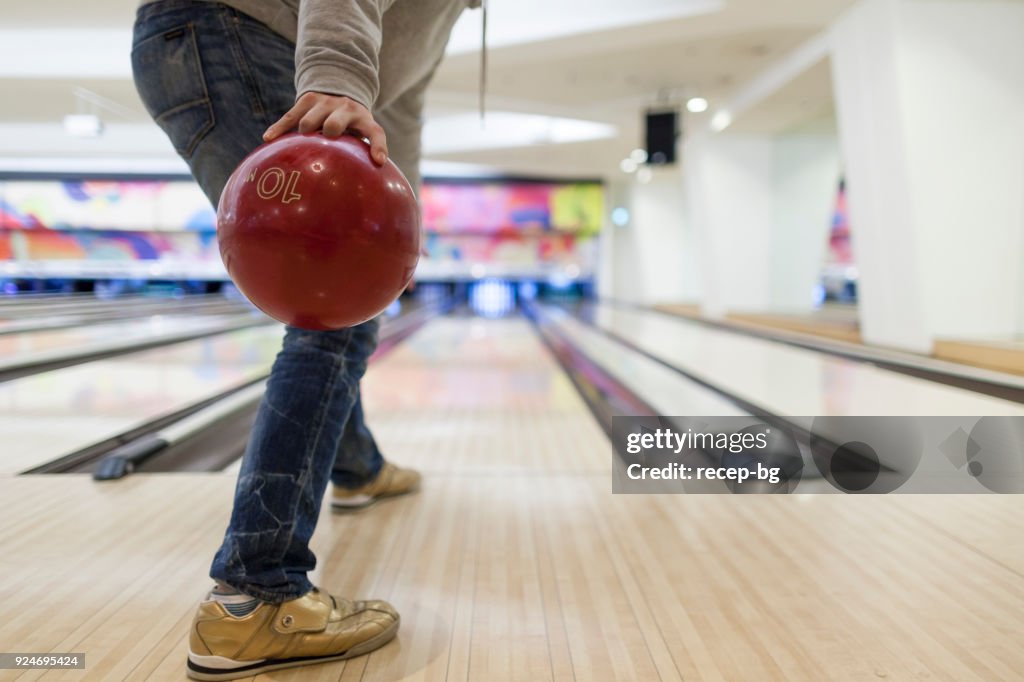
{"left": 217, "top": 133, "right": 420, "bottom": 330}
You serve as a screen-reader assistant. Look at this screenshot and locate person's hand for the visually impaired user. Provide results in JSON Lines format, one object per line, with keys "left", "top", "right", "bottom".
{"left": 263, "top": 92, "right": 388, "bottom": 166}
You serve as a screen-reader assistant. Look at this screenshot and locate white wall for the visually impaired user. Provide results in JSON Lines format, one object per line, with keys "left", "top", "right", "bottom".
{"left": 600, "top": 168, "right": 701, "bottom": 304}
{"left": 603, "top": 0, "right": 1024, "bottom": 341}
{"left": 682, "top": 132, "right": 839, "bottom": 317}
{"left": 771, "top": 135, "right": 842, "bottom": 310}
{"left": 596, "top": 181, "right": 629, "bottom": 300}
{"left": 899, "top": 0, "right": 1024, "bottom": 340}
{"left": 685, "top": 134, "right": 775, "bottom": 317}
{"left": 831, "top": 0, "right": 1024, "bottom": 350}
{"left": 601, "top": 131, "right": 838, "bottom": 315}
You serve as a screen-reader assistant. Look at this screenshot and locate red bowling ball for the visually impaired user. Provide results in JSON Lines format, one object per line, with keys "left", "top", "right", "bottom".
{"left": 216, "top": 133, "right": 420, "bottom": 330}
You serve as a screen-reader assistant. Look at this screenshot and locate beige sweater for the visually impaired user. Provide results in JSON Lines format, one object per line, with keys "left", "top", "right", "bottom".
{"left": 138, "top": 0, "right": 479, "bottom": 186}
{"left": 138, "top": 0, "right": 479, "bottom": 111}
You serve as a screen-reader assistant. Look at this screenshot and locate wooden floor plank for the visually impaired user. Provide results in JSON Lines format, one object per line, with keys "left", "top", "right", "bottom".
{"left": 536, "top": 476, "right": 663, "bottom": 681}
{"left": 890, "top": 495, "right": 1024, "bottom": 575}
{"left": 3, "top": 475, "right": 1024, "bottom": 681}
{"left": 464, "top": 478, "right": 554, "bottom": 682}
{"left": 595, "top": 490, "right": 1024, "bottom": 682}
{"left": 2, "top": 318, "right": 1023, "bottom": 682}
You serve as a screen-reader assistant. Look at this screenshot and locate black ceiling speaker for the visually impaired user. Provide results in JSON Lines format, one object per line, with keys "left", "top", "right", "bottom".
{"left": 645, "top": 110, "right": 679, "bottom": 165}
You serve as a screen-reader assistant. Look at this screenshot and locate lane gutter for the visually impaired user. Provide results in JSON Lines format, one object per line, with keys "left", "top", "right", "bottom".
{"left": 0, "top": 315, "right": 272, "bottom": 384}
{"left": 619, "top": 300, "right": 1024, "bottom": 405}
{"left": 528, "top": 302, "right": 885, "bottom": 480}
{"left": 37, "top": 302, "right": 449, "bottom": 478}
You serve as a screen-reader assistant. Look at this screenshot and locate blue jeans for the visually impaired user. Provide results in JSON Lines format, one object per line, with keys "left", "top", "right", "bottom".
{"left": 132, "top": 0, "right": 384, "bottom": 602}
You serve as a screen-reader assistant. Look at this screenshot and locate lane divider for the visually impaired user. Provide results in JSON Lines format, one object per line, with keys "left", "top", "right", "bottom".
{"left": 39, "top": 301, "right": 450, "bottom": 480}
{"left": 0, "top": 314, "right": 273, "bottom": 383}
{"left": 616, "top": 299, "right": 1024, "bottom": 404}
{"left": 552, "top": 302, "right": 887, "bottom": 478}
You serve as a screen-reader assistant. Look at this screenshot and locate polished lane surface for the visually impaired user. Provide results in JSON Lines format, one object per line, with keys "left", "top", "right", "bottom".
{"left": 0, "top": 313, "right": 266, "bottom": 371}
{"left": 0, "top": 316, "right": 1021, "bottom": 681}
{"left": 0, "top": 325, "right": 283, "bottom": 474}
{"left": 585, "top": 303, "right": 1024, "bottom": 416}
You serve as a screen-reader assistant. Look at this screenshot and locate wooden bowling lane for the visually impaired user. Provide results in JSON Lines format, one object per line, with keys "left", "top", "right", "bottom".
{"left": 0, "top": 314, "right": 264, "bottom": 375}
{"left": 0, "top": 325, "right": 282, "bottom": 474}
{"left": 0, "top": 294, "right": 240, "bottom": 319}
{"left": 1, "top": 316, "right": 1023, "bottom": 681}
{"left": 535, "top": 305, "right": 747, "bottom": 417}
{"left": 0, "top": 315, "right": 239, "bottom": 356}
{"left": 355, "top": 316, "right": 610, "bottom": 475}
{"left": 0, "top": 296, "right": 254, "bottom": 335}
{"left": 584, "top": 302, "right": 1024, "bottom": 417}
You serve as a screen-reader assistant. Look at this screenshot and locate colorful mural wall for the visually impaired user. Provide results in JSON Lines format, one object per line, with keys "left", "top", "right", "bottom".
{"left": 0, "top": 178, "right": 604, "bottom": 280}
{"left": 0, "top": 180, "right": 215, "bottom": 232}
{"left": 418, "top": 181, "right": 602, "bottom": 279}
{"left": 420, "top": 182, "right": 603, "bottom": 233}
{"left": 827, "top": 180, "right": 853, "bottom": 266}
{"left": 820, "top": 179, "right": 857, "bottom": 303}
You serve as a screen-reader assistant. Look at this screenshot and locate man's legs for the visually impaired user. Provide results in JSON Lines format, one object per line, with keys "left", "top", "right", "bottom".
{"left": 209, "top": 320, "right": 379, "bottom": 598}
{"left": 329, "top": 386, "right": 422, "bottom": 510}
{"left": 133, "top": 4, "right": 399, "bottom": 677}
{"left": 332, "top": 391, "right": 385, "bottom": 489}
{"left": 133, "top": 0, "right": 376, "bottom": 601}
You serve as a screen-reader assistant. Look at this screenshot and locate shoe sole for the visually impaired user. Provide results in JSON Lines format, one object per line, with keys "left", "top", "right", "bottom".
{"left": 185, "top": 616, "right": 399, "bottom": 681}
{"left": 331, "top": 486, "right": 419, "bottom": 513}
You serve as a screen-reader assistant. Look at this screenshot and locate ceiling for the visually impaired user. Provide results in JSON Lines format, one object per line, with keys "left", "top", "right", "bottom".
{"left": 0, "top": 0, "right": 856, "bottom": 177}
{"left": 2, "top": 0, "right": 140, "bottom": 28}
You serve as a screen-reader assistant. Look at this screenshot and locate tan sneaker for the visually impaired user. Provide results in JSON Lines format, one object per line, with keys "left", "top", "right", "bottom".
{"left": 331, "top": 461, "right": 421, "bottom": 511}
{"left": 186, "top": 588, "right": 399, "bottom": 681}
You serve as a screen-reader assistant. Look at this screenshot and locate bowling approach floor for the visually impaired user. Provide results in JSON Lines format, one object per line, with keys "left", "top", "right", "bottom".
{"left": 2, "top": 314, "right": 1024, "bottom": 681}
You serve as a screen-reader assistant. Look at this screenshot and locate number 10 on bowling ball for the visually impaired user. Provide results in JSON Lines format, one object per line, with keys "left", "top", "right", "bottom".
{"left": 216, "top": 133, "right": 421, "bottom": 330}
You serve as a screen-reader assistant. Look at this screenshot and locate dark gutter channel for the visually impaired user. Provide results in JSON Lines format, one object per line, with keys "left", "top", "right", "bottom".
{"left": 532, "top": 302, "right": 886, "bottom": 480}
{"left": 524, "top": 302, "right": 721, "bottom": 474}
{"left": 0, "top": 318, "right": 272, "bottom": 384}
{"left": 63, "top": 301, "right": 449, "bottom": 478}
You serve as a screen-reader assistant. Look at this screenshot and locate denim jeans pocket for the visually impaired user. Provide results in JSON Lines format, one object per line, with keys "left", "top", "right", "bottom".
{"left": 131, "top": 23, "right": 215, "bottom": 158}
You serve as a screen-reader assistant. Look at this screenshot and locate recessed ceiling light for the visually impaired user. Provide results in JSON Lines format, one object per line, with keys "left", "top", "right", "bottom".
{"left": 63, "top": 114, "right": 103, "bottom": 137}
{"left": 710, "top": 110, "right": 733, "bottom": 133}
{"left": 686, "top": 97, "right": 709, "bottom": 113}
{"left": 620, "top": 158, "right": 638, "bottom": 173}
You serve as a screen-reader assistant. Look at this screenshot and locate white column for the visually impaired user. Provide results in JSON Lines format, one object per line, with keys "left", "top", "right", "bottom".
{"left": 602, "top": 167, "right": 700, "bottom": 304}
{"left": 685, "top": 134, "right": 774, "bottom": 318}
{"left": 831, "top": 0, "right": 1024, "bottom": 350}
{"left": 683, "top": 133, "right": 839, "bottom": 318}
{"left": 771, "top": 135, "right": 842, "bottom": 310}
{"left": 596, "top": 181, "right": 627, "bottom": 300}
